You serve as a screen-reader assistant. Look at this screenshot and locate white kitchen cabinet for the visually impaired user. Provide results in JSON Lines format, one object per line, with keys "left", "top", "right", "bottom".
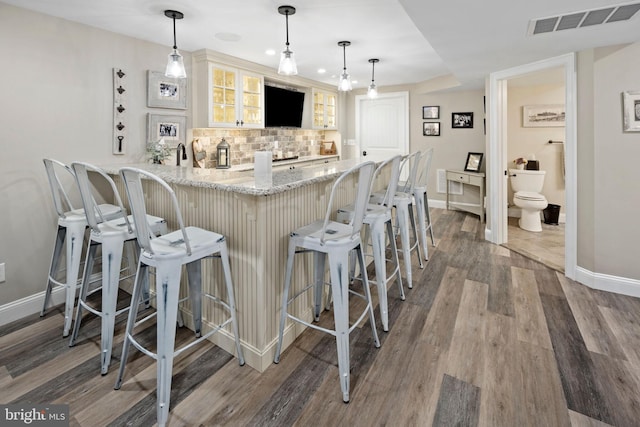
{"left": 208, "top": 63, "right": 264, "bottom": 128}
{"left": 312, "top": 89, "right": 337, "bottom": 129}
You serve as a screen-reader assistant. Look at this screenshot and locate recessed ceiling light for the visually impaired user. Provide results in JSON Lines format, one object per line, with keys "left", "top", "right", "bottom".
{"left": 317, "top": 68, "right": 326, "bottom": 74}
{"left": 265, "top": 49, "right": 276, "bottom": 56}
{"left": 215, "top": 32, "right": 241, "bottom": 42}
{"left": 352, "top": 80, "right": 358, "bottom": 85}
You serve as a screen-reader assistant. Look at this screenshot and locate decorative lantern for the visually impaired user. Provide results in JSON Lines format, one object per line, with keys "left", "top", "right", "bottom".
{"left": 216, "top": 138, "right": 230, "bottom": 169}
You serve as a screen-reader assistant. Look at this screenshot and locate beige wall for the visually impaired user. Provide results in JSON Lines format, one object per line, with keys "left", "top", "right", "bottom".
{"left": 589, "top": 43, "right": 640, "bottom": 279}
{"left": 345, "top": 85, "right": 486, "bottom": 205}
{"left": 506, "top": 84, "right": 566, "bottom": 210}
{"left": 0, "top": 3, "right": 192, "bottom": 305}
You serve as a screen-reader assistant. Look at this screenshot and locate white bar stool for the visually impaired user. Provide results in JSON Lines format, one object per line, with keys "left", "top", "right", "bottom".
{"left": 274, "top": 161, "right": 379, "bottom": 403}
{"left": 373, "top": 151, "right": 424, "bottom": 288}
{"left": 115, "top": 167, "right": 245, "bottom": 427}
{"left": 413, "top": 147, "right": 436, "bottom": 260}
{"left": 41, "top": 159, "right": 123, "bottom": 337}
{"left": 336, "top": 155, "right": 404, "bottom": 332}
{"left": 68, "top": 162, "right": 168, "bottom": 375}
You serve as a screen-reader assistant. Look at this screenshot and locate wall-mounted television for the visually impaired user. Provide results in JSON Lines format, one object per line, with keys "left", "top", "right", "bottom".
{"left": 264, "top": 84, "right": 305, "bottom": 128}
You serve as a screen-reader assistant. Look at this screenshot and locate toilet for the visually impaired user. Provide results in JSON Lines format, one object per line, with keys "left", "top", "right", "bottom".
{"left": 509, "top": 169, "right": 548, "bottom": 232}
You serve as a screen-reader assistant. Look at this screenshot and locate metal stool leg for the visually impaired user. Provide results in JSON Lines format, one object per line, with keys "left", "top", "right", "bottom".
{"left": 62, "top": 222, "right": 87, "bottom": 337}
{"left": 154, "top": 262, "right": 182, "bottom": 427}
{"left": 328, "top": 248, "right": 352, "bottom": 403}
{"left": 99, "top": 237, "right": 125, "bottom": 375}
{"left": 219, "top": 242, "right": 245, "bottom": 365}
{"left": 42, "top": 226, "right": 66, "bottom": 317}
{"left": 386, "top": 220, "right": 405, "bottom": 301}
{"left": 186, "top": 260, "right": 203, "bottom": 337}
{"left": 369, "top": 218, "right": 390, "bottom": 331}
{"left": 274, "top": 240, "right": 297, "bottom": 364}
{"left": 69, "top": 241, "right": 98, "bottom": 347}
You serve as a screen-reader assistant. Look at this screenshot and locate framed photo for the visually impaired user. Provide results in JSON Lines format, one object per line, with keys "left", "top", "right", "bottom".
{"left": 423, "top": 122, "right": 440, "bottom": 136}
{"left": 464, "top": 152, "right": 483, "bottom": 172}
{"left": 622, "top": 90, "right": 640, "bottom": 132}
{"left": 147, "top": 114, "right": 186, "bottom": 145}
{"left": 147, "top": 70, "right": 187, "bottom": 109}
{"left": 422, "top": 106, "right": 440, "bottom": 119}
{"left": 523, "top": 104, "right": 565, "bottom": 127}
{"left": 452, "top": 112, "right": 473, "bottom": 128}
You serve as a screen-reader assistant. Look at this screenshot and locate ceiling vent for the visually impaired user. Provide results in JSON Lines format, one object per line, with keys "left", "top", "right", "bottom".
{"left": 529, "top": 3, "right": 640, "bottom": 35}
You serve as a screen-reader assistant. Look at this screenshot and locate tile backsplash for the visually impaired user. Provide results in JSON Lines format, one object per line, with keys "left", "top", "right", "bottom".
{"left": 191, "top": 128, "right": 329, "bottom": 168}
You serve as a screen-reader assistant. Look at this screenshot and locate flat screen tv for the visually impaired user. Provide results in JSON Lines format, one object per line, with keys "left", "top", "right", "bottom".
{"left": 264, "top": 85, "right": 305, "bottom": 128}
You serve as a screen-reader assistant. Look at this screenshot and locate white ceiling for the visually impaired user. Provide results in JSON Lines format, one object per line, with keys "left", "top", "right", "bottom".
{"left": 4, "top": 0, "right": 640, "bottom": 89}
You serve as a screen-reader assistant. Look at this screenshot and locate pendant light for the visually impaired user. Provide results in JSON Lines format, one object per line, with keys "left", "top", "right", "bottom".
{"left": 277, "top": 6, "right": 298, "bottom": 76}
{"left": 367, "top": 59, "right": 379, "bottom": 98}
{"left": 337, "top": 41, "right": 352, "bottom": 92}
{"left": 164, "top": 10, "right": 187, "bottom": 79}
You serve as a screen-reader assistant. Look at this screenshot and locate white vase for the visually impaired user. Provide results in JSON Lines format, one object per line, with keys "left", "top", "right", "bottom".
{"left": 516, "top": 164, "right": 524, "bottom": 170}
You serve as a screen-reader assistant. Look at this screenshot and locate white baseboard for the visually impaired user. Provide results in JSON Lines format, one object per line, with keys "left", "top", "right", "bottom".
{"left": 0, "top": 286, "right": 66, "bottom": 327}
{"left": 575, "top": 267, "right": 640, "bottom": 298}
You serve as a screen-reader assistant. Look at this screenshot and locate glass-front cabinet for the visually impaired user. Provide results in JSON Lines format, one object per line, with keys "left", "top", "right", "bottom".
{"left": 209, "top": 64, "right": 264, "bottom": 128}
{"left": 312, "top": 89, "right": 337, "bottom": 129}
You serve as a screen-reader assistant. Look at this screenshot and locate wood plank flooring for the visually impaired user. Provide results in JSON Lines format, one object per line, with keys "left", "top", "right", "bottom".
{"left": 2, "top": 208, "right": 640, "bottom": 426}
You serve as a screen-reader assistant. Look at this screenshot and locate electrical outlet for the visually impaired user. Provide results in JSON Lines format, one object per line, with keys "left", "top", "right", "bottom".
{"left": 0, "top": 263, "right": 5, "bottom": 283}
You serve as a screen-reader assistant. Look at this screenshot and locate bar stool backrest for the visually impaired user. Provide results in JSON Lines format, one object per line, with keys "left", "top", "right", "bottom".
{"left": 398, "top": 151, "right": 422, "bottom": 195}
{"left": 372, "top": 155, "right": 402, "bottom": 213}
{"left": 119, "top": 167, "right": 192, "bottom": 256}
{"left": 43, "top": 158, "right": 79, "bottom": 219}
{"left": 415, "top": 147, "right": 434, "bottom": 189}
{"left": 71, "top": 162, "right": 131, "bottom": 235}
{"left": 319, "top": 161, "right": 375, "bottom": 244}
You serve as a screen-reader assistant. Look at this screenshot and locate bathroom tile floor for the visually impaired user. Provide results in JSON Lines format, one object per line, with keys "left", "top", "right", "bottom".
{"left": 503, "top": 216, "right": 565, "bottom": 272}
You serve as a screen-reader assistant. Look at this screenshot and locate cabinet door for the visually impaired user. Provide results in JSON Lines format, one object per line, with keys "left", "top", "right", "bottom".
{"left": 210, "top": 65, "right": 238, "bottom": 127}
{"left": 209, "top": 64, "right": 264, "bottom": 128}
{"left": 312, "top": 89, "right": 337, "bottom": 129}
{"left": 239, "top": 71, "right": 264, "bottom": 128}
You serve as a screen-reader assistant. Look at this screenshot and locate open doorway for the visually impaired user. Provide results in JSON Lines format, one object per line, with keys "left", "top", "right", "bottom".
{"left": 487, "top": 53, "right": 577, "bottom": 280}
{"left": 502, "top": 68, "right": 566, "bottom": 272}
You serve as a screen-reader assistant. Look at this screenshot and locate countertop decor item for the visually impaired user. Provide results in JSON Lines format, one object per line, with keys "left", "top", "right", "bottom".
{"left": 216, "top": 138, "right": 231, "bottom": 168}
{"left": 147, "top": 138, "right": 172, "bottom": 164}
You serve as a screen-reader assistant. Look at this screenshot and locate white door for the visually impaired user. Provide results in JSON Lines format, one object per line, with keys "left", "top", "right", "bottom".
{"left": 355, "top": 92, "right": 409, "bottom": 163}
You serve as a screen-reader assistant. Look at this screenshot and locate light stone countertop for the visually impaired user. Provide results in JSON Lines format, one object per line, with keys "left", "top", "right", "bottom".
{"left": 101, "top": 156, "right": 361, "bottom": 196}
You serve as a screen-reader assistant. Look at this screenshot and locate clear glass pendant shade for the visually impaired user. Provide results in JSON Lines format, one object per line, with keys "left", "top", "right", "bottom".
{"left": 165, "top": 49, "right": 186, "bottom": 78}
{"left": 278, "top": 48, "right": 298, "bottom": 75}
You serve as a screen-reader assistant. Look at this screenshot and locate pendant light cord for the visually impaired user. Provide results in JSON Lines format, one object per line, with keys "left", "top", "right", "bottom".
{"left": 172, "top": 15, "right": 178, "bottom": 49}
{"left": 343, "top": 45, "right": 347, "bottom": 71}
{"left": 371, "top": 61, "right": 375, "bottom": 83}
{"left": 285, "top": 12, "right": 290, "bottom": 47}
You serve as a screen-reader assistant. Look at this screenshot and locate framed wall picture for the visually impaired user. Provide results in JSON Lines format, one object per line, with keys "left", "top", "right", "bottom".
{"left": 147, "top": 70, "right": 187, "bottom": 109}
{"left": 522, "top": 104, "right": 565, "bottom": 127}
{"left": 423, "top": 122, "right": 440, "bottom": 136}
{"left": 452, "top": 112, "right": 473, "bottom": 128}
{"left": 422, "top": 106, "right": 440, "bottom": 119}
{"left": 622, "top": 90, "right": 640, "bottom": 131}
{"left": 464, "top": 152, "right": 483, "bottom": 172}
{"left": 147, "top": 113, "right": 186, "bottom": 145}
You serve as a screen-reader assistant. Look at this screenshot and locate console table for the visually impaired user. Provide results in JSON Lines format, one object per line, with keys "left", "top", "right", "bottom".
{"left": 446, "top": 170, "right": 486, "bottom": 222}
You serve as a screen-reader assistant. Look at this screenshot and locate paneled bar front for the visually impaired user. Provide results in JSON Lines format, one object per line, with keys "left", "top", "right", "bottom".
{"left": 102, "top": 159, "right": 362, "bottom": 371}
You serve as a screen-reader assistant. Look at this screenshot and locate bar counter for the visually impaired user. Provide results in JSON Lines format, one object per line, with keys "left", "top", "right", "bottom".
{"left": 102, "top": 158, "right": 361, "bottom": 371}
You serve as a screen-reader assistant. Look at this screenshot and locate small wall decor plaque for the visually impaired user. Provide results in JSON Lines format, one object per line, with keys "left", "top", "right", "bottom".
{"left": 452, "top": 112, "right": 473, "bottom": 128}
{"left": 622, "top": 90, "right": 640, "bottom": 132}
{"left": 147, "top": 70, "right": 187, "bottom": 109}
{"left": 522, "top": 104, "right": 565, "bottom": 127}
{"left": 423, "top": 122, "right": 440, "bottom": 136}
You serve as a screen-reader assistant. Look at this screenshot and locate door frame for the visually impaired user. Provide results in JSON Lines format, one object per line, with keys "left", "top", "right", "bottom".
{"left": 487, "top": 53, "right": 577, "bottom": 279}
{"left": 355, "top": 91, "right": 410, "bottom": 160}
